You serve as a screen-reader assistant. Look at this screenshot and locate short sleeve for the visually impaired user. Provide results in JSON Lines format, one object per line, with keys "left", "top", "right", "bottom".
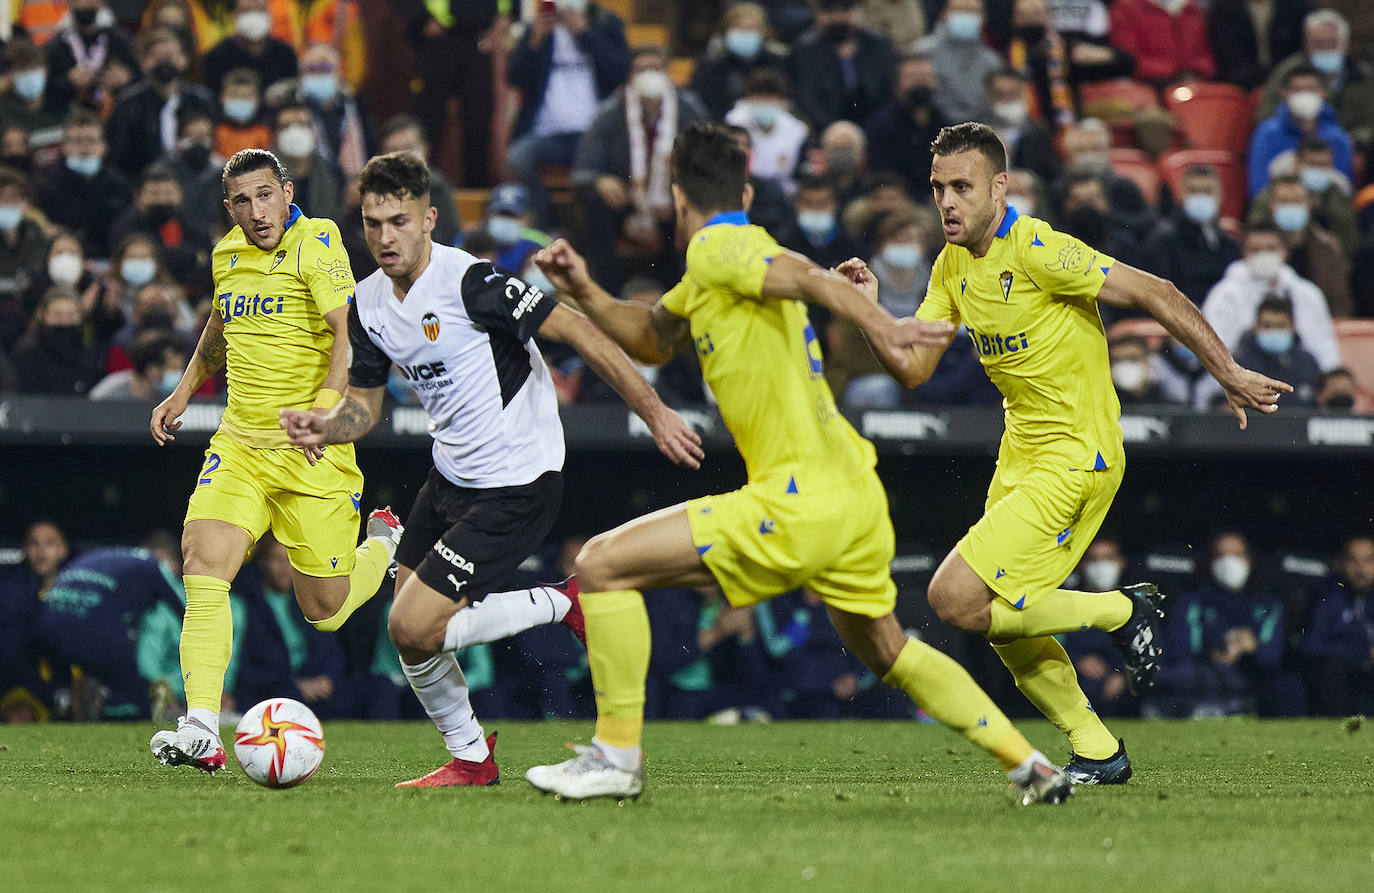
{"left": 915, "top": 250, "right": 960, "bottom": 324}
{"left": 685, "top": 225, "right": 782, "bottom": 299}
{"left": 299, "top": 220, "right": 356, "bottom": 316}
{"left": 1021, "top": 222, "right": 1116, "bottom": 304}
{"left": 347, "top": 301, "right": 391, "bottom": 389}
{"left": 659, "top": 278, "right": 690, "bottom": 317}
{"left": 460, "top": 261, "right": 556, "bottom": 342}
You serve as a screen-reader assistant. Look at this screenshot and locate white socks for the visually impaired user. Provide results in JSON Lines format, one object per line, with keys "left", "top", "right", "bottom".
{"left": 442, "top": 586, "right": 571, "bottom": 653}
{"left": 592, "top": 737, "right": 643, "bottom": 772}
{"left": 401, "top": 653, "right": 489, "bottom": 762}
{"left": 1007, "top": 750, "right": 1051, "bottom": 784}
{"left": 187, "top": 708, "right": 219, "bottom": 732}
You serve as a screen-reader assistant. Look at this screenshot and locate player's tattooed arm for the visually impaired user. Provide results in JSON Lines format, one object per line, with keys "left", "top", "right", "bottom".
{"left": 323, "top": 393, "right": 379, "bottom": 443}
{"left": 192, "top": 312, "right": 228, "bottom": 378}
{"left": 279, "top": 385, "right": 384, "bottom": 448}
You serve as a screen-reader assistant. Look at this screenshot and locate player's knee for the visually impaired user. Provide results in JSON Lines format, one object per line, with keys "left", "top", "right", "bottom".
{"left": 387, "top": 609, "right": 441, "bottom": 656}
{"left": 927, "top": 579, "right": 984, "bottom": 634}
{"left": 573, "top": 534, "right": 617, "bottom": 592}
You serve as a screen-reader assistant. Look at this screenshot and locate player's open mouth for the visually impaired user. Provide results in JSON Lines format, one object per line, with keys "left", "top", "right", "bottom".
{"left": 378, "top": 250, "right": 400, "bottom": 264}
{"left": 943, "top": 218, "right": 961, "bottom": 233}
{"left": 253, "top": 224, "right": 272, "bottom": 238}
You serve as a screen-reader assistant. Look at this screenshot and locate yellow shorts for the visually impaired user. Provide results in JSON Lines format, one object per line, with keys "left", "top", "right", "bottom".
{"left": 184, "top": 431, "right": 364, "bottom": 577}
{"left": 958, "top": 449, "right": 1123, "bottom": 609}
{"left": 686, "top": 471, "right": 896, "bottom": 618}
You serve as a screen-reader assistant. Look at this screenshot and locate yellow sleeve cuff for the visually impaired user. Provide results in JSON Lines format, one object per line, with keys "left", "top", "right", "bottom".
{"left": 313, "top": 388, "right": 342, "bottom": 410}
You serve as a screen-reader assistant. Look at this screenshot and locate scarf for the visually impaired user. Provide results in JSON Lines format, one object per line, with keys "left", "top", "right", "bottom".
{"left": 1009, "top": 29, "right": 1075, "bottom": 132}
{"left": 625, "top": 84, "right": 677, "bottom": 215}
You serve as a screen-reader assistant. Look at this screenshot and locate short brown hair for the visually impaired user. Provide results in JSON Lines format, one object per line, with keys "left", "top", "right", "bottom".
{"left": 930, "top": 122, "right": 1008, "bottom": 174}
{"left": 358, "top": 151, "right": 430, "bottom": 202}
{"left": 221, "top": 148, "right": 290, "bottom": 198}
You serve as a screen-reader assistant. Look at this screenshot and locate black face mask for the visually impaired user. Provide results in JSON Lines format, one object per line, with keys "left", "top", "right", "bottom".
{"left": 181, "top": 143, "right": 211, "bottom": 171}
{"left": 822, "top": 23, "right": 855, "bottom": 45}
{"left": 39, "top": 324, "right": 84, "bottom": 357}
{"left": 73, "top": 7, "right": 98, "bottom": 28}
{"left": 1015, "top": 25, "right": 1046, "bottom": 45}
{"left": 140, "top": 309, "right": 174, "bottom": 331}
{"left": 1323, "top": 393, "right": 1356, "bottom": 409}
{"left": 2, "top": 154, "right": 31, "bottom": 173}
{"left": 144, "top": 203, "right": 177, "bottom": 226}
{"left": 150, "top": 62, "right": 181, "bottom": 86}
{"left": 902, "top": 86, "right": 933, "bottom": 111}
{"left": 1065, "top": 207, "right": 1106, "bottom": 243}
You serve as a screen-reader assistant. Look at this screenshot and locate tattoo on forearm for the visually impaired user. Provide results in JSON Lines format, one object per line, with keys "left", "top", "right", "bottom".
{"left": 650, "top": 306, "right": 690, "bottom": 358}
{"left": 325, "top": 396, "right": 375, "bottom": 444}
{"left": 195, "top": 326, "right": 227, "bottom": 374}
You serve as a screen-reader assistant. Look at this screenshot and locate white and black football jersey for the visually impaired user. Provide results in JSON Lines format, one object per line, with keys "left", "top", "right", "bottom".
{"left": 349, "top": 243, "right": 565, "bottom": 488}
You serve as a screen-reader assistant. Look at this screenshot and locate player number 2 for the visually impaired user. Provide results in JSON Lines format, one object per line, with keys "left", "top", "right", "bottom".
{"left": 198, "top": 453, "right": 221, "bottom": 486}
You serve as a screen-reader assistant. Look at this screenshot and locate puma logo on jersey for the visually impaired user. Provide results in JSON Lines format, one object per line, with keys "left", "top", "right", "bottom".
{"left": 447, "top": 574, "right": 468, "bottom": 593}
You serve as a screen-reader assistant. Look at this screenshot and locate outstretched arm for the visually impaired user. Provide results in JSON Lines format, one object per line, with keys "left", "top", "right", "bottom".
{"left": 279, "top": 385, "right": 385, "bottom": 448}
{"left": 149, "top": 308, "right": 226, "bottom": 445}
{"left": 1098, "top": 263, "right": 1293, "bottom": 429}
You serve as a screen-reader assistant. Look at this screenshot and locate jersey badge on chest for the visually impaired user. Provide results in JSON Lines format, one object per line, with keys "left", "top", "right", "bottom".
{"left": 270, "top": 249, "right": 287, "bottom": 272}
{"left": 1000, "top": 270, "right": 1014, "bottom": 302}
{"left": 422, "top": 312, "right": 441, "bottom": 342}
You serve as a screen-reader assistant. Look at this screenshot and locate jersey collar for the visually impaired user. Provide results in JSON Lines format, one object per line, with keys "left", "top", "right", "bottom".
{"left": 704, "top": 210, "right": 750, "bottom": 227}
{"left": 994, "top": 205, "right": 1019, "bottom": 239}
{"left": 284, "top": 203, "right": 302, "bottom": 232}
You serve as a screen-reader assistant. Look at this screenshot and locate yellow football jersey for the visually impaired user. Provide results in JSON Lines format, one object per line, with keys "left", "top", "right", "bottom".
{"left": 660, "top": 211, "right": 876, "bottom": 491}
{"left": 916, "top": 207, "right": 1123, "bottom": 469}
{"left": 211, "top": 205, "right": 355, "bottom": 447}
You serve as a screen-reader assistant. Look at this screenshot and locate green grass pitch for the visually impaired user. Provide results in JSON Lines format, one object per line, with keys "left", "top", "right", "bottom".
{"left": 2, "top": 718, "right": 1371, "bottom": 892}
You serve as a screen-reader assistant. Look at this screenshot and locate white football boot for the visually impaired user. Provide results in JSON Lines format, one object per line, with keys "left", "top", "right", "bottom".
{"left": 150, "top": 716, "right": 227, "bottom": 773}
{"left": 526, "top": 743, "right": 644, "bottom": 801}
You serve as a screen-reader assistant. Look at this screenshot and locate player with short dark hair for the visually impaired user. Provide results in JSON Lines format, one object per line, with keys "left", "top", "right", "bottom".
{"left": 522, "top": 121, "right": 1072, "bottom": 804}
{"left": 280, "top": 151, "right": 703, "bottom": 787}
{"left": 841, "top": 121, "right": 1290, "bottom": 785}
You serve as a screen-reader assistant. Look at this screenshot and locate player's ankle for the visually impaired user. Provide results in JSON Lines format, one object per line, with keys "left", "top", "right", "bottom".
{"left": 592, "top": 737, "right": 642, "bottom": 772}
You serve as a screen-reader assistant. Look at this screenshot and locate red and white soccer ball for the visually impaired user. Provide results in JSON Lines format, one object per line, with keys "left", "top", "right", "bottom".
{"left": 233, "top": 697, "right": 326, "bottom": 788}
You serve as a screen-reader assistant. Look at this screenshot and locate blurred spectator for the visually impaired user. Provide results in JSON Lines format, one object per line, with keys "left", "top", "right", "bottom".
{"left": 790, "top": 0, "right": 895, "bottom": 129}
{"left": 272, "top": 100, "right": 342, "bottom": 222}
{"left": 106, "top": 28, "right": 216, "bottom": 179}
{"left": 774, "top": 174, "right": 864, "bottom": 272}
{"left": 863, "top": 51, "right": 950, "bottom": 192}
{"left": 1247, "top": 64, "right": 1353, "bottom": 199}
{"left": 1008, "top": 0, "right": 1132, "bottom": 120}
{"left": 45, "top": 0, "right": 141, "bottom": 113}
{"left": 89, "top": 329, "right": 185, "bottom": 401}
{"left": 1207, "top": 0, "right": 1309, "bottom": 91}
{"left": 105, "top": 279, "right": 196, "bottom": 364}
{"left": 1143, "top": 164, "right": 1240, "bottom": 305}
{"left": 507, "top": 0, "right": 629, "bottom": 224}
{"left": 140, "top": 0, "right": 219, "bottom": 59}
{"left": 645, "top": 586, "right": 764, "bottom": 720}
{"left": 1063, "top": 537, "right": 1136, "bottom": 717}
{"left": 1056, "top": 118, "right": 1151, "bottom": 235}
{"left": 576, "top": 277, "right": 705, "bottom": 405}
{"left": 1256, "top": 9, "right": 1374, "bottom": 155}
{"left": 0, "top": 520, "right": 69, "bottom": 723}
{"left": 1108, "top": 0, "right": 1215, "bottom": 85}
{"left": 1, "top": 40, "right": 67, "bottom": 160}
{"left": 1201, "top": 224, "right": 1340, "bottom": 372}
{"left": 34, "top": 110, "right": 131, "bottom": 263}
{"left": 1230, "top": 296, "right": 1322, "bottom": 406}
{"left": 840, "top": 169, "right": 919, "bottom": 250}
{"left": 13, "top": 288, "right": 103, "bottom": 395}
{"left": 1314, "top": 367, "right": 1357, "bottom": 411}
{"left": 396, "top": 0, "right": 502, "bottom": 187}
{"left": 1109, "top": 333, "right": 1176, "bottom": 405}
{"left": 724, "top": 124, "right": 790, "bottom": 232}
{"left": 34, "top": 232, "right": 92, "bottom": 307}
{"left": 808, "top": 119, "right": 867, "bottom": 205}
{"left": 215, "top": 67, "right": 270, "bottom": 159}
{"left": 1058, "top": 169, "right": 1143, "bottom": 270}
{"left": 202, "top": 0, "right": 297, "bottom": 96}
{"left": 1004, "top": 167, "right": 1048, "bottom": 220}
{"left": 980, "top": 67, "right": 1058, "bottom": 184}
{"left": 454, "top": 183, "right": 550, "bottom": 277}
{"left": 860, "top": 0, "right": 926, "bottom": 47}
{"left": 109, "top": 163, "right": 212, "bottom": 292}
{"left": 724, "top": 67, "right": 808, "bottom": 193}
{"left": 0, "top": 125, "right": 34, "bottom": 174}
{"left": 155, "top": 107, "right": 227, "bottom": 240}
{"left": 1300, "top": 535, "right": 1374, "bottom": 716}
{"left": 910, "top": 0, "right": 1000, "bottom": 125}
{"left": 299, "top": 42, "right": 374, "bottom": 180}
{"left": 378, "top": 114, "right": 461, "bottom": 246}
{"left": 690, "top": 1, "right": 793, "bottom": 120}
{"left": 1252, "top": 174, "right": 1351, "bottom": 318}
{"left": 1256, "top": 136, "right": 1356, "bottom": 258}
{"left": 755, "top": 588, "right": 872, "bottom": 718}
{"left": 572, "top": 46, "right": 709, "bottom": 288}
{"left": 0, "top": 167, "right": 51, "bottom": 350}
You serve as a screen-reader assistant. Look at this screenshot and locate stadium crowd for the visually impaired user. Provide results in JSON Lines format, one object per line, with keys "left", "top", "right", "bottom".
{"left": 0, "top": 1, "right": 1371, "bottom": 725}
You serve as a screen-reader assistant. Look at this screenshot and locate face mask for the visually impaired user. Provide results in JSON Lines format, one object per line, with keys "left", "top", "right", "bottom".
{"left": 73, "top": 7, "right": 98, "bottom": 28}
{"left": 236, "top": 10, "right": 272, "bottom": 42}
{"left": 48, "top": 252, "right": 82, "bottom": 286}
{"left": 556, "top": 0, "right": 588, "bottom": 11}
{"left": 822, "top": 23, "right": 854, "bottom": 45}
{"left": 13, "top": 70, "right": 46, "bottom": 101}
{"left": 1082, "top": 559, "right": 1122, "bottom": 592}
{"left": 992, "top": 100, "right": 1027, "bottom": 126}
{"left": 1182, "top": 193, "right": 1218, "bottom": 224}
{"left": 632, "top": 69, "right": 670, "bottom": 100}
{"left": 945, "top": 11, "right": 983, "bottom": 41}
{"left": 1111, "top": 359, "right": 1147, "bottom": 392}
{"left": 1272, "top": 202, "right": 1309, "bottom": 232}
{"left": 300, "top": 74, "right": 339, "bottom": 105}
{"left": 1244, "top": 250, "right": 1283, "bottom": 281}
{"left": 144, "top": 203, "right": 176, "bottom": 226}
{"left": 1286, "top": 90, "right": 1323, "bottom": 121}
{"left": 1324, "top": 393, "right": 1355, "bottom": 409}
{"left": 1309, "top": 51, "right": 1344, "bottom": 75}
{"left": 523, "top": 265, "right": 556, "bottom": 296}
{"left": 1065, "top": 206, "right": 1105, "bottom": 242}
{"left": 724, "top": 28, "right": 762, "bottom": 59}
{"left": 826, "top": 147, "right": 859, "bottom": 176}
{"left": 1299, "top": 167, "right": 1332, "bottom": 194}
{"left": 3, "top": 153, "right": 30, "bottom": 172}
{"left": 1150, "top": 0, "right": 1186, "bottom": 11}
{"left": 158, "top": 369, "right": 181, "bottom": 395}
{"left": 901, "top": 85, "right": 933, "bottom": 111}
{"left": 1255, "top": 328, "right": 1294, "bottom": 355}
{"left": 880, "top": 242, "right": 922, "bottom": 269}
{"left": 140, "top": 308, "right": 175, "bottom": 331}
{"left": 798, "top": 210, "right": 835, "bottom": 238}
{"left": 749, "top": 102, "right": 779, "bottom": 129}
{"left": 0, "top": 204, "right": 23, "bottom": 232}
{"left": 150, "top": 62, "right": 181, "bottom": 86}
{"left": 487, "top": 215, "right": 523, "bottom": 245}
{"left": 1073, "top": 151, "right": 1109, "bottom": 174}
{"left": 181, "top": 142, "right": 211, "bottom": 171}
{"left": 39, "top": 324, "right": 84, "bottom": 354}
{"left": 1212, "top": 554, "right": 1250, "bottom": 591}
{"left": 277, "top": 124, "right": 315, "bottom": 159}
{"left": 223, "top": 97, "right": 259, "bottom": 124}
{"left": 121, "top": 257, "right": 157, "bottom": 287}
{"left": 1171, "top": 340, "right": 1197, "bottom": 366}
{"left": 1006, "top": 193, "right": 1034, "bottom": 215}
{"left": 65, "top": 154, "right": 101, "bottom": 177}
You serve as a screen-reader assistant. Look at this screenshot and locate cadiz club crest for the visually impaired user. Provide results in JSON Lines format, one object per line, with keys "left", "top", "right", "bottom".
{"left": 421, "top": 312, "right": 440, "bottom": 341}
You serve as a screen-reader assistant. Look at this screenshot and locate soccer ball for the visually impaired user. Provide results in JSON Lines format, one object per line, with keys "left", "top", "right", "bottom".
{"left": 233, "top": 698, "right": 326, "bottom": 788}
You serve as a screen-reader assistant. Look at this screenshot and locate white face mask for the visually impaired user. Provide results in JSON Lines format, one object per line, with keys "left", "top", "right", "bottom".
{"left": 1212, "top": 554, "right": 1251, "bottom": 591}
{"left": 1244, "top": 250, "right": 1284, "bottom": 282}
{"left": 1006, "top": 193, "right": 1035, "bottom": 215}
{"left": 48, "top": 252, "right": 82, "bottom": 286}
{"left": 236, "top": 10, "right": 272, "bottom": 42}
{"left": 1286, "top": 89, "right": 1323, "bottom": 121}
{"left": 556, "top": 0, "right": 588, "bottom": 11}
{"left": 1111, "top": 359, "right": 1148, "bottom": 392}
{"left": 277, "top": 124, "right": 315, "bottom": 159}
{"left": 1082, "top": 559, "right": 1122, "bottom": 592}
{"left": 992, "top": 100, "right": 1028, "bottom": 127}
{"left": 632, "top": 69, "right": 670, "bottom": 101}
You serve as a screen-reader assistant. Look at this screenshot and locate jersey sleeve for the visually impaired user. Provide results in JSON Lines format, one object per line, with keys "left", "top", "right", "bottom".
{"left": 299, "top": 219, "right": 356, "bottom": 316}
{"left": 1021, "top": 221, "right": 1116, "bottom": 304}
{"left": 347, "top": 300, "right": 392, "bottom": 389}
{"left": 915, "top": 250, "right": 960, "bottom": 324}
{"left": 658, "top": 278, "right": 690, "bottom": 317}
{"left": 685, "top": 225, "right": 783, "bottom": 299}
{"left": 459, "top": 261, "right": 557, "bottom": 342}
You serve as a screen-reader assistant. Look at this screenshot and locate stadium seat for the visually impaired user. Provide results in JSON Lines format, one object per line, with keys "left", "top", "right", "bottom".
{"left": 626, "top": 22, "right": 670, "bottom": 49}
{"left": 1106, "top": 318, "right": 1169, "bottom": 347}
{"left": 1333, "top": 318, "right": 1374, "bottom": 407}
{"left": 1107, "top": 148, "right": 1161, "bottom": 205}
{"left": 1165, "top": 82, "right": 1252, "bottom": 156}
{"left": 669, "top": 56, "right": 695, "bottom": 86}
{"left": 1157, "top": 149, "right": 1246, "bottom": 221}
{"left": 454, "top": 189, "right": 490, "bottom": 229}
{"left": 1078, "top": 78, "right": 1160, "bottom": 121}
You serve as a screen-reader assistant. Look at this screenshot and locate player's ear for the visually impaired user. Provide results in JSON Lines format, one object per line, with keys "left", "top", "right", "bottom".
{"left": 282, "top": 179, "right": 295, "bottom": 205}
{"left": 991, "top": 170, "right": 1008, "bottom": 201}
{"left": 741, "top": 181, "right": 754, "bottom": 213}
{"left": 424, "top": 205, "right": 437, "bottom": 235}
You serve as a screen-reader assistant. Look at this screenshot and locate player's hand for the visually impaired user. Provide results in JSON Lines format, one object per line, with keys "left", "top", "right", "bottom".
{"left": 150, "top": 390, "right": 189, "bottom": 445}
{"left": 833, "top": 257, "right": 880, "bottom": 303}
{"left": 646, "top": 406, "right": 705, "bottom": 470}
{"left": 533, "top": 239, "right": 592, "bottom": 295}
{"left": 279, "top": 407, "right": 329, "bottom": 456}
{"left": 1221, "top": 365, "right": 1293, "bottom": 430}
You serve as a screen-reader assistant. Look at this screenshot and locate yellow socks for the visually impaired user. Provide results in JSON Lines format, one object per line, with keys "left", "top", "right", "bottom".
{"left": 993, "top": 636, "right": 1118, "bottom": 759}
{"left": 309, "top": 538, "right": 392, "bottom": 632}
{"left": 180, "top": 575, "right": 233, "bottom": 713}
{"left": 583, "top": 589, "right": 651, "bottom": 749}
{"left": 987, "top": 588, "right": 1133, "bottom": 640}
{"left": 882, "top": 638, "right": 1034, "bottom": 771}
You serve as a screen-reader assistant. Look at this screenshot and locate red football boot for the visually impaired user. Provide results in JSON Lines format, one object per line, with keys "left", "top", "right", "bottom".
{"left": 550, "top": 576, "right": 585, "bottom": 646}
{"left": 395, "top": 732, "right": 499, "bottom": 787}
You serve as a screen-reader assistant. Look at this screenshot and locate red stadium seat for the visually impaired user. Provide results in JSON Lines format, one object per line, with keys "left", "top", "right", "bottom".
{"left": 1108, "top": 148, "right": 1161, "bottom": 205}
{"left": 1157, "top": 149, "right": 1246, "bottom": 221}
{"left": 1165, "top": 82, "right": 1252, "bottom": 155}
{"left": 1334, "top": 319, "right": 1374, "bottom": 409}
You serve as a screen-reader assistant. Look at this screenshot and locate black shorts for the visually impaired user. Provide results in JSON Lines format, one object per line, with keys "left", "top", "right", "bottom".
{"left": 398, "top": 468, "right": 563, "bottom": 602}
